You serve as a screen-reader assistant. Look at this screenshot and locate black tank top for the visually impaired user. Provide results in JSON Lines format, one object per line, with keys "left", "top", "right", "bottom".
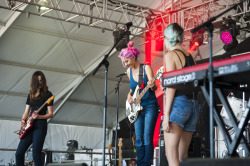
{"left": 172, "top": 49, "right": 195, "bottom": 68}
{"left": 172, "top": 49, "right": 197, "bottom": 99}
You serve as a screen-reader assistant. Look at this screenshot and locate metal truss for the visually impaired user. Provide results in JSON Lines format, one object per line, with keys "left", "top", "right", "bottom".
{"left": 0, "top": 0, "right": 167, "bottom": 36}
{"left": 153, "top": 0, "right": 250, "bottom": 44}
{"left": 1, "top": 0, "right": 249, "bottom": 39}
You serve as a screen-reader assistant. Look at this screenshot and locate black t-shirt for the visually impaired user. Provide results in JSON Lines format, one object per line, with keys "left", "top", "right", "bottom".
{"left": 26, "top": 91, "right": 54, "bottom": 115}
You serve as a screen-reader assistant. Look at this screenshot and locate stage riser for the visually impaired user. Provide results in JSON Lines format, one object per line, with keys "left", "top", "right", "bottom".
{"left": 180, "top": 158, "right": 250, "bottom": 166}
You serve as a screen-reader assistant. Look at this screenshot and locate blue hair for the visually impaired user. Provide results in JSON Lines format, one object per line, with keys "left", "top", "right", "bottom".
{"left": 164, "top": 23, "right": 184, "bottom": 47}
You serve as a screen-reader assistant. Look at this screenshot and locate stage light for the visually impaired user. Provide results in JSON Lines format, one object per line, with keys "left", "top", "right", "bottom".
{"left": 37, "top": 0, "right": 49, "bottom": 12}
{"left": 113, "top": 26, "right": 130, "bottom": 51}
{"left": 221, "top": 30, "right": 233, "bottom": 44}
{"left": 188, "top": 29, "right": 204, "bottom": 54}
{"left": 7, "top": 0, "right": 16, "bottom": 8}
{"left": 155, "top": 24, "right": 164, "bottom": 51}
{"left": 220, "top": 16, "right": 239, "bottom": 51}
{"left": 243, "top": 11, "right": 250, "bottom": 22}
{"left": 188, "top": 41, "right": 200, "bottom": 54}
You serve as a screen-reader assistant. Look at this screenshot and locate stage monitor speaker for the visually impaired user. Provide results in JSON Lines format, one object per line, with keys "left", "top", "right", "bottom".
{"left": 43, "top": 150, "right": 52, "bottom": 163}
{"left": 159, "top": 138, "right": 168, "bottom": 166}
{"left": 47, "top": 163, "right": 87, "bottom": 166}
{"left": 180, "top": 158, "right": 250, "bottom": 166}
{"left": 122, "top": 149, "right": 137, "bottom": 158}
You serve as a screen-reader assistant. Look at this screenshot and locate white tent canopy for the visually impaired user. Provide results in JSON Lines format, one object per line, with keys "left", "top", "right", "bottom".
{"left": 0, "top": 0, "right": 248, "bottom": 165}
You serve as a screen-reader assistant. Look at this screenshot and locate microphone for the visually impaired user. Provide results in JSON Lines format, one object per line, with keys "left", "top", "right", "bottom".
{"left": 116, "top": 72, "right": 127, "bottom": 78}
{"left": 125, "top": 22, "right": 133, "bottom": 30}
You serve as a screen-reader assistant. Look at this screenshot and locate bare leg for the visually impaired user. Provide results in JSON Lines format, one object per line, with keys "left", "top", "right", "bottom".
{"left": 164, "top": 123, "right": 183, "bottom": 166}
{"left": 178, "top": 131, "right": 193, "bottom": 161}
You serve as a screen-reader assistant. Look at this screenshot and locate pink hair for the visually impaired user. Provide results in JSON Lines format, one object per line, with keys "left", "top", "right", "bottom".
{"left": 118, "top": 41, "right": 141, "bottom": 59}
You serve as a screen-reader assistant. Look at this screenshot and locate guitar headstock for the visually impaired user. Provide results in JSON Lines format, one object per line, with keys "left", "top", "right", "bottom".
{"left": 118, "top": 138, "right": 123, "bottom": 147}
{"left": 108, "top": 144, "right": 111, "bottom": 152}
{"left": 46, "top": 96, "right": 55, "bottom": 104}
{"left": 132, "top": 136, "right": 135, "bottom": 145}
{"left": 154, "top": 66, "right": 164, "bottom": 80}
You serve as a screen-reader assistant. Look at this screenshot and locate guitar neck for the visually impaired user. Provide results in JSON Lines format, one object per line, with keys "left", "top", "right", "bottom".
{"left": 108, "top": 144, "right": 112, "bottom": 166}
{"left": 34, "top": 102, "right": 47, "bottom": 115}
{"left": 118, "top": 147, "right": 122, "bottom": 166}
{"left": 135, "top": 77, "right": 156, "bottom": 104}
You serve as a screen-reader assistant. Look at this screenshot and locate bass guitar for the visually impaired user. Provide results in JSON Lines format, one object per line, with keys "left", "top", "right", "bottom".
{"left": 19, "top": 95, "right": 54, "bottom": 139}
{"left": 126, "top": 66, "right": 164, "bottom": 123}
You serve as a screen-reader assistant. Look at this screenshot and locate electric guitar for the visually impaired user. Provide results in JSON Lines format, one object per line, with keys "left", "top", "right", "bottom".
{"left": 126, "top": 66, "right": 164, "bottom": 123}
{"left": 132, "top": 135, "right": 136, "bottom": 152}
{"left": 19, "top": 95, "right": 54, "bottom": 139}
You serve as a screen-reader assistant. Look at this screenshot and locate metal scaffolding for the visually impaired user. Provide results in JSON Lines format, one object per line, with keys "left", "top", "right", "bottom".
{"left": 1, "top": 0, "right": 166, "bottom": 35}
{"left": 157, "top": 0, "right": 250, "bottom": 43}
{"left": 0, "top": 0, "right": 249, "bottom": 39}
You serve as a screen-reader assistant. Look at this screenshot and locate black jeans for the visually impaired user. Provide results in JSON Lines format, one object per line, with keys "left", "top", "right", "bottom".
{"left": 16, "top": 120, "right": 47, "bottom": 166}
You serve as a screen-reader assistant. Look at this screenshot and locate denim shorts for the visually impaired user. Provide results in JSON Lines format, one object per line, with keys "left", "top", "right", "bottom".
{"left": 169, "top": 95, "right": 199, "bottom": 132}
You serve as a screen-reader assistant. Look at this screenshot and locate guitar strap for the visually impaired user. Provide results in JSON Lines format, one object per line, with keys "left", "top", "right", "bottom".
{"left": 138, "top": 64, "right": 144, "bottom": 89}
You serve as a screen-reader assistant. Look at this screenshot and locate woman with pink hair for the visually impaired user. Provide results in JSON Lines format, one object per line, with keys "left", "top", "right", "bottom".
{"left": 119, "top": 41, "right": 159, "bottom": 166}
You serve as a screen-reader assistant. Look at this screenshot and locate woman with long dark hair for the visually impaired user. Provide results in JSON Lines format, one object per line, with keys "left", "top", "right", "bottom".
{"left": 16, "top": 71, "right": 54, "bottom": 166}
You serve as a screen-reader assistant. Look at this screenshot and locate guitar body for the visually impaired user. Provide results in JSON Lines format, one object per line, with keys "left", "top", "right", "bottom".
{"left": 126, "top": 66, "right": 164, "bottom": 123}
{"left": 126, "top": 86, "right": 143, "bottom": 123}
{"left": 19, "top": 112, "right": 36, "bottom": 139}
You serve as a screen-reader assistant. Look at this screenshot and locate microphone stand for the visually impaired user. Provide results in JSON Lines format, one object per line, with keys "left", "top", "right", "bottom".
{"left": 194, "top": 47, "right": 202, "bottom": 60}
{"left": 191, "top": 0, "right": 247, "bottom": 158}
{"left": 114, "top": 75, "right": 124, "bottom": 166}
{"left": 92, "top": 22, "right": 132, "bottom": 166}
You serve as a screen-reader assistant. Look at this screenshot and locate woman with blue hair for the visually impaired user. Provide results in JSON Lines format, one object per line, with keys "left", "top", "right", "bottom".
{"left": 162, "top": 23, "right": 199, "bottom": 166}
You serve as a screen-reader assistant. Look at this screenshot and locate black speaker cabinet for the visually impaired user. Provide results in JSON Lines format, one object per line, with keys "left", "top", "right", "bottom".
{"left": 159, "top": 137, "right": 168, "bottom": 166}
{"left": 47, "top": 163, "right": 87, "bottom": 166}
{"left": 43, "top": 150, "right": 52, "bottom": 163}
{"left": 180, "top": 158, "right": 250, "bottom": 166}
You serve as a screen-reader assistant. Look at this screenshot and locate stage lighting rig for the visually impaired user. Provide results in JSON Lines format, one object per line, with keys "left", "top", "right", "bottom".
{"left": 113, "top": 26, "right": 130, "bottom": 51}
{"left": 220, "top": 16, "right": 239, "bottom": 51}
{"left": 188, "top": 29, "right": 204, "bottom": 54}
{"left": 243, "top": 12, "right": 250, "bottom": 22}
{"left": 7, "top": 0, "right": 16, "bottom": 8}
{"left": 37, "top": 0, "right": 50, "bottom": 13}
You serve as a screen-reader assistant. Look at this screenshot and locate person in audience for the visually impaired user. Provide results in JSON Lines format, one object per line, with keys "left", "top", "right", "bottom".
{"left": 128, "top": 158, "right": 137, "bottom": 166}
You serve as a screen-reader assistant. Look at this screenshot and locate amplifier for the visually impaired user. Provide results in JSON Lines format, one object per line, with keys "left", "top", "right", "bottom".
{"left": 159, "top": 116, "right": 164, "bottom": 137}
{"left": 159, "top": 138, "right": 168, "bottom": 166}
